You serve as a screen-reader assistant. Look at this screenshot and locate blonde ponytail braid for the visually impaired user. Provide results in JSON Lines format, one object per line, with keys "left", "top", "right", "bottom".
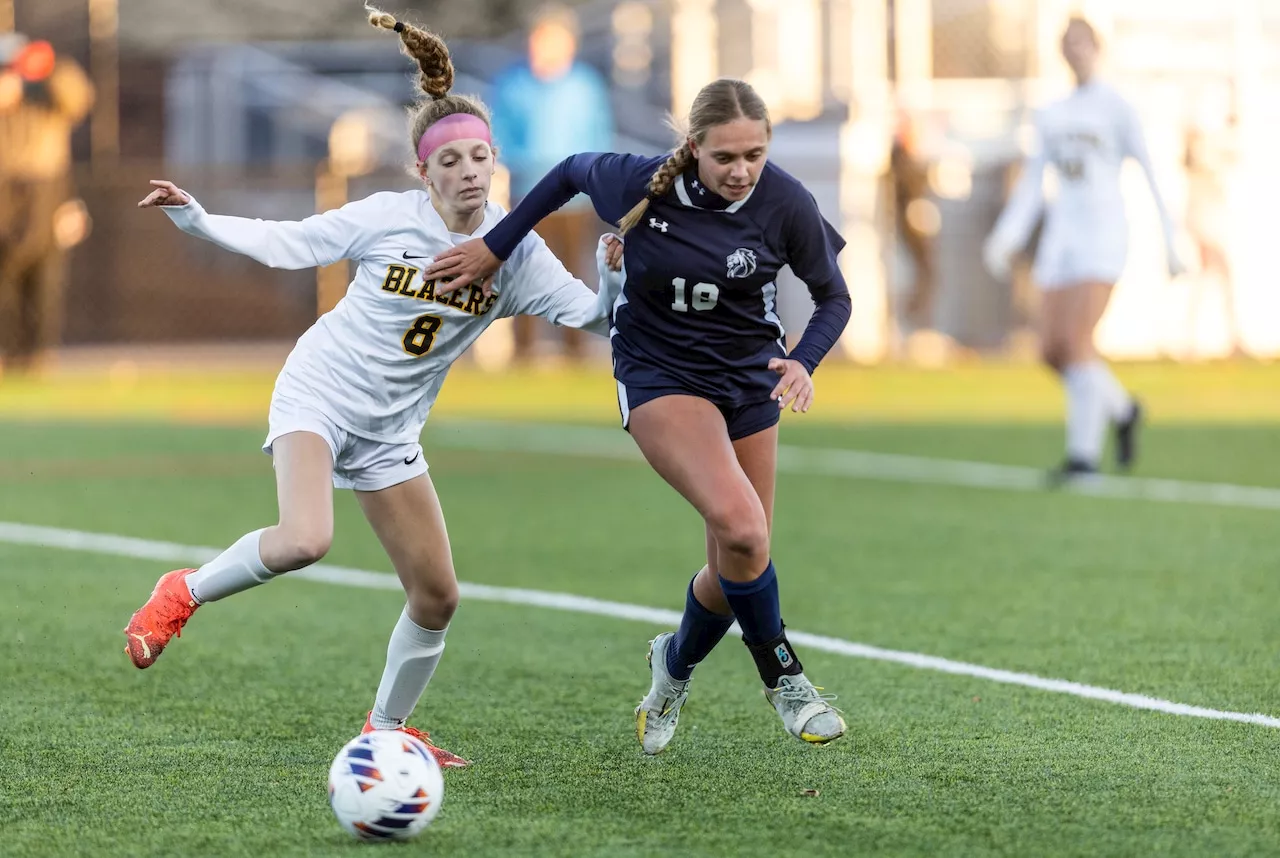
{"left": 617, "top": 141, "right": 693, "bottom": 235}
{"left": 366, "top": 4, "right": 454, "bottom": 99}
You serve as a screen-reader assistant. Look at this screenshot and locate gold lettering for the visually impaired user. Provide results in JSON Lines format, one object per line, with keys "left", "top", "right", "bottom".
{"left": 433, "top": 278, "right": 454, "bottom": 305}
{"left": 381, "top": 265, "right": 407, "bottom": 293}
{"left": 461, "top": 285, "right": 484, "bottom": 315}
{"left": 397, "top": 267, "right": 420, "bottom": 296}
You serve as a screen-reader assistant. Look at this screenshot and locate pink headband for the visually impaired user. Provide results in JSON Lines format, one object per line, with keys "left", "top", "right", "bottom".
{"left": 417, "top": 114, "right": 493, "bottom": 163}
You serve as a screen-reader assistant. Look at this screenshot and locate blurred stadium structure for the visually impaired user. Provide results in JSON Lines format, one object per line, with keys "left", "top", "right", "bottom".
{"left": 5, "top": 0, "right": 1279, "bottom": 368}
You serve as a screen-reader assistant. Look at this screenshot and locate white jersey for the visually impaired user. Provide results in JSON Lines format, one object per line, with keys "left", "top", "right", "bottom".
{"left": 164, "top": 190, "right": 614, "bottom": 443}
{"left": 989, "top": 80, "right": 1177, "bottom": 285}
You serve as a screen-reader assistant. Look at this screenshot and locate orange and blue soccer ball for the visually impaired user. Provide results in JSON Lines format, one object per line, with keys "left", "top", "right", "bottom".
{"left": 327, "top": 730, "right": 444, "bottom": 840}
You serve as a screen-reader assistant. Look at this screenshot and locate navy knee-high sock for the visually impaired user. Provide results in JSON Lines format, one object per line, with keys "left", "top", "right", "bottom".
{"left": 718, "top": 561, "right": 783, "bottom": 644}
{"left": 665, "top": 576, "right": 735, "bottom": 681}
{"left": 719, "top": 561, "right": 803, "bottom": 687}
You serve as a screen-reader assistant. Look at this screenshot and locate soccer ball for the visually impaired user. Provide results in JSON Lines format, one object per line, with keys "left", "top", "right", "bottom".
{"left": 327, "top": 730, "right": 444, "bottom": 840}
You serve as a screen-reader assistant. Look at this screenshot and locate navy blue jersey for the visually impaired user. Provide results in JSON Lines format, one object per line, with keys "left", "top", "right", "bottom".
{"left": 485, "top": 153, "right": 851, "bottom": 402}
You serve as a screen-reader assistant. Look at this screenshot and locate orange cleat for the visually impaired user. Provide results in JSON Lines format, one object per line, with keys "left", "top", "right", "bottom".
{"left": 362, "top": 712, "right": 471, "bottom": 769}
{"left": 123, "top": 569, "right": 199, "bottom": 669}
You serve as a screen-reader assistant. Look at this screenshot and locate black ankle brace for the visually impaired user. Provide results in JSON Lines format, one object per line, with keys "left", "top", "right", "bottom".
{"left": 744, "top": 627, "right": 804, "bottom": 688}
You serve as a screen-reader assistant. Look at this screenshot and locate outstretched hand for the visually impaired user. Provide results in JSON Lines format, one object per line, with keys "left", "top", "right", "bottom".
{"left": 768, "top": 358, "right": 814, "bottom": 413}
{"left": 424, "top": 238, "right": 501, "bottom": 297}
{"left": 138, "top": 180, "right": 191, "bottom": 208}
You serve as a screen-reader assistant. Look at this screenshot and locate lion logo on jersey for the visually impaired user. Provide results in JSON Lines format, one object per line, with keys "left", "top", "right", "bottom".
{"left": 726, "top": 248, "right": 758, "bottom": 279}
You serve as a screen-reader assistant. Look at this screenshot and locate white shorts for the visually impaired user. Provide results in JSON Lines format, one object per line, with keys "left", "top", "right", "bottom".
{"left": 1034, "top": 221, "right": 1128, "bottom": 291}
{"left": 263, "top": 395, "right": 428, "bottom": 492}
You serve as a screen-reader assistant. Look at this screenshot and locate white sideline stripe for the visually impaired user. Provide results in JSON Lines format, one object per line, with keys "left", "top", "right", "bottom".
{"left": 429, "top": 421, "right": 1280, "bottom": 512}
{"left": 3, "top": 521, "right": 1278, "bottom": 730}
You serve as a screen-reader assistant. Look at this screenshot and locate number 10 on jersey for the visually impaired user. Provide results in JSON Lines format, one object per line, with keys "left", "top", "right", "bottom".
{"left": 671, "top": 277, "right": 719, "bottom": 312}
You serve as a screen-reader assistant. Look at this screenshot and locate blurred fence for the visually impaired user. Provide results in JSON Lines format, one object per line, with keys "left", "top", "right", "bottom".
{"left": 24, "top": 0, "right": 1280, "bottom": 363}
{"left": 65, "top": 164, "right": 332, "bottom": 345}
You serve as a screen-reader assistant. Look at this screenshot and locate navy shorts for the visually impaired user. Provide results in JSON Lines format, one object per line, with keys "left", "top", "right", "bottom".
{"left": 611, "top": 334, "right": 783, "bottom": 441}
{"left": 615, "top": 379, "right": 780, "bottom": 441}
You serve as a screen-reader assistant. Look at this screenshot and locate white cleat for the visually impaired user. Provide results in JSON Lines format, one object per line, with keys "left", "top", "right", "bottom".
{"left": 634, "top": 632, "right": 691, "bottom": 755}
{"left": 765, "top": 673, "right": 846, "bottom": 745}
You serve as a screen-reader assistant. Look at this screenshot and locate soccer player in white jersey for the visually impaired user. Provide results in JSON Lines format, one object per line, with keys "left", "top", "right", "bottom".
{"left": 121, "top": 8, "right": 621, "bottom": 769}
{"left": 983, "top": 17, "right": 1185, "bottom": 482}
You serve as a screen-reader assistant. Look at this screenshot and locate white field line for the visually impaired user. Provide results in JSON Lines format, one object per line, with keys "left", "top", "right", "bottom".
{"left": 428, "top": 421, "right": 1280, "bottom": 511}
{"left": 2, "top": 521, "right": 1277, "bottom": 729}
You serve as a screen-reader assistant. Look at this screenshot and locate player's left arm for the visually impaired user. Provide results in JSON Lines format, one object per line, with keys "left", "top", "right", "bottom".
{"left": 771, "top": 191, "right": 852, "bottom": 412}
{"left": 1121, "top": 99, "right": 1185, "bottom": 277}
{"left": 496, "top": 231, "right": 618, "bottom": 337}
{"left": 424, "top": 153, "right": 657, "bottom": 292}
{"left": 984, "top": 112, "right": 1048, "bottom": 279}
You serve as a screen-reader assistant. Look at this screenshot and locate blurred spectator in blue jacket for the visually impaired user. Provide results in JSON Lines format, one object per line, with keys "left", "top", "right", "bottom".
{"left": 490, "top": 3, "right": 614, "bottom": 363}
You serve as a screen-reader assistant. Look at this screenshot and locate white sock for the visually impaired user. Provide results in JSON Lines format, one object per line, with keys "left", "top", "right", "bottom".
{"left": 186, "top": 529, "right": 276, "bottom": 604}
{"left": 370, "top": 608, "right": 447, "bottom": 730}
{"left": 1087, "top": 360, "right": 1133, "bottom": 422}
{"left": 1062, "top": 363, "right": 1106, "bottom": 466}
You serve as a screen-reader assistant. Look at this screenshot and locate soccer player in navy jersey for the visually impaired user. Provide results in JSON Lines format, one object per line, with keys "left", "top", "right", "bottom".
{"left": 426, "top": 78, "right": 851, "bottom": 752}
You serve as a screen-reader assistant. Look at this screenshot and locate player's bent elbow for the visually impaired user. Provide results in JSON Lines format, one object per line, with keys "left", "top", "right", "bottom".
{"left": 568, "top": 316, "right": 610, "bottom": 338}
{"left": 257, "top": 250, "right": 311, "bottom": 271}
{"left": 255, "top": 229, "right": 318, "bottom": 270}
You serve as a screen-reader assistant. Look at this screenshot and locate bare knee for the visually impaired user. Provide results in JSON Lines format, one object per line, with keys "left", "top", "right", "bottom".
{"left": 267, "top": 524, "right": 332, "bottom": 571}
{"left": 405, "top": 575, "right": 459, "bottom": 629}
{"left": 1064, "top": 338, "right": 1096, "bottom": 365}
{"left": 1040, "top": 342, "right": 1068, "bottom": 373}
{"left": 707, "top": 507, "right": 770, "bottom": 568}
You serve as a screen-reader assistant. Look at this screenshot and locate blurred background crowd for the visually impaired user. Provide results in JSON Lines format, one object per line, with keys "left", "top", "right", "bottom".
{"left": 2, "top": 0, "right": 1276, "bottom": 376}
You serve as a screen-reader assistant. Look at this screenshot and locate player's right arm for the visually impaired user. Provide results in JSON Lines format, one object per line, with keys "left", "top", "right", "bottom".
{"left": 983, "top": 116, "right": 1049, "bottom": 280}
{"left": 138, "top": 179, "right": 391, "bottom": 270}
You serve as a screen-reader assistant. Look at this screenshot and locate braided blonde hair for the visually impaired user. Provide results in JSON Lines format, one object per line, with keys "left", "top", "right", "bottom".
{"left": 366, "top": 5, "right": 492, "bottom": 164}
{"left": 617, "top": 78, "right": 772, "bottom": 234}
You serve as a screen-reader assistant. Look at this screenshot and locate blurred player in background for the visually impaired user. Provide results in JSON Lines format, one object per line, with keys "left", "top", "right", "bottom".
{"left": 426, "top": 78, "right": 851, "bottom": 754}
{"left": 983, "top": 17, "right": 1184, "bottom": 482}
{"left": 0, "top": 34, "right": 93, "bottom": 376}
{"left": 122, "top": 8, "right": 622, "bottom": 769}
